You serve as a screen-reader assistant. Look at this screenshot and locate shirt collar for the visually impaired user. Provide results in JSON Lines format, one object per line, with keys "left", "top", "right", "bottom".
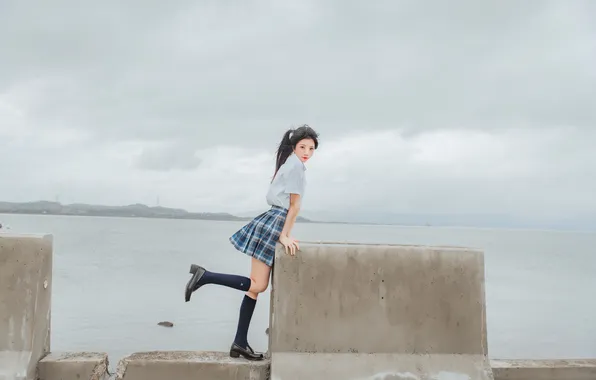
{"left": 290, "top": 153, "right": 307, "bottom": 171}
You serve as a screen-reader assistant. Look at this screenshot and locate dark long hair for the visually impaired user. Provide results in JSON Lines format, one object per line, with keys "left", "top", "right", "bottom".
{"left": 273, "top": 124, "right": 319, "bottom": 178}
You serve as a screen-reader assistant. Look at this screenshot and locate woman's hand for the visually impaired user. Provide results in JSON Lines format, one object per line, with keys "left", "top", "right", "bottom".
{"left": 279, "top": 234, "right": 300, "bottom": 256}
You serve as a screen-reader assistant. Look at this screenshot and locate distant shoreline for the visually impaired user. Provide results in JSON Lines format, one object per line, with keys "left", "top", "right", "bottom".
{"left": 2, "top": 200, "right": 593, "bottom": 233}
{"left": 0, "top": 200, "right": 313, "bottom": 223}
{"left": 0, "top": 210, "right": 252, "bottom": 222}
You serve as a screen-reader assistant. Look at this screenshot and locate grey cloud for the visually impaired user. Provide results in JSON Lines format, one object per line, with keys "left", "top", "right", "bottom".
{"left": 1, "top": 1, "right": 596, "bottom": 228}
{"left": 1, "top": 1, "right": 595, "bottom": 150}
{"left": 134, "top": 143, "right": 201, "bottom": 171}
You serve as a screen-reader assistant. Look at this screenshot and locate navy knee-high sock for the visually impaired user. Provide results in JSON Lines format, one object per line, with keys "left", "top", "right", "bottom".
{"left": 234, "top": 295, "right": 257, "bottom": 348}
{"left": 195, "top": 270, "right": 251, "bottom": 292}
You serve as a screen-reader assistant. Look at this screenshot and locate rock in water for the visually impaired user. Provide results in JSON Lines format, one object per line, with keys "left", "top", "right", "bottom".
{"left": 158, "top": 321, "right": 174, "bottom": 327}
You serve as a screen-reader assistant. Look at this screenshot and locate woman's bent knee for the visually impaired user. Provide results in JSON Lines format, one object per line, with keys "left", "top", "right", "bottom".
{"left": 251, "top": 281, "right": 268, "bottom": 294}
{"left": 255, "top": 283, "right": 267, "bottom": 293}
{"left": 246, "top": 291, "right": 259, "bottom": 299}
{"left": 246, "top": 283, "right": 267, "bottom": 299}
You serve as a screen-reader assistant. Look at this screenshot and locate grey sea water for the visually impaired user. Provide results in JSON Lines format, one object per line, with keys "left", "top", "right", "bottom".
{"left": 1, "top": 213, "right": 595, "bottom": 368}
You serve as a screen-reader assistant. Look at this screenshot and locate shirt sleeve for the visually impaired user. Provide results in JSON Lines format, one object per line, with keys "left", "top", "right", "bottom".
{"left": 283, "top": 165, "right": 305, "bottom": 196}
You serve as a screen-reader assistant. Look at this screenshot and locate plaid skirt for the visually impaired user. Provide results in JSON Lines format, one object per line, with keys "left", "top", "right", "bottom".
{"left": 229, "top": 205, "right": 288, "bottom": 267}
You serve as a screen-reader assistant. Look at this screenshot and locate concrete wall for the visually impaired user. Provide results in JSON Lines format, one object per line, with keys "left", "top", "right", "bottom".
{"left": 3, "top": 235, "right": 596, "bottom": 380}
{"left": 114, "top": 351, "right": 270, "bottom": 380}
{"left": 268, "top": 242, "right": 493, "bottom": 380}
{"left": 31, "top": 352, "right": 596, "bottom": 380}
{"left": 38, "top": 352, "right": 109, "bottom": 380}
{"left": 0, "top": 233, "right": 53, "bottom": 380}
{"left": 490, "top": 359, "right": 596, "bottom": 380}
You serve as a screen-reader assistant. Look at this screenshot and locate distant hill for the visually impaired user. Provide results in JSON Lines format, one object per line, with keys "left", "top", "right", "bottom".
{"left": 0, "top": 201, "right": 313, "bottom": 223}
{"left": 1, "top": 201, "right": 592, "bottom": 231}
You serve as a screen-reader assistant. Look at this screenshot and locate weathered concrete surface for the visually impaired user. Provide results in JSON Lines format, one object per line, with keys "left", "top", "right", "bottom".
{"left": 38, "top": 352, "right": 109, "bottom": 380}
{"left": 269, "top": 242, "right": 492, "bottom": 380}
{"left": 491, "top": 359, "right": 596, "bottom": 380}
{"left": 270, "top": 242, "right": 488, "bottom": 354}
{"left": 272, "top": 352, "right": 494, "bottom": 380}
{"left": 115, "top": 351, "right": 270, "bottom": 380}
{"left": 0, "top": 234, "right": 53, "bottom": 380}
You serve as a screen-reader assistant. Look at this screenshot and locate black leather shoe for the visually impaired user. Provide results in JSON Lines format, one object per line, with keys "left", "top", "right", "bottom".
{"left": 185, "top": 264, "right": 206, "bottom": 302}
{"left": 229, "top": 342, "right": 264, "bottom": 361}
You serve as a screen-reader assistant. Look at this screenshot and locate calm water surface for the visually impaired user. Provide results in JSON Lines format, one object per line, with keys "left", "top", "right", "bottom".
{"left": 1, "top": 213, "right": 595, "bottom": 368}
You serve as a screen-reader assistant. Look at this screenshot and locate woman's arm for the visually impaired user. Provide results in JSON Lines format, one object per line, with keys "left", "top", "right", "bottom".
{"left": 279, "top": 193, "right": 301, "bottom": 255}
{"left": 281, "top": 193, "right": 301, "bottom": 237}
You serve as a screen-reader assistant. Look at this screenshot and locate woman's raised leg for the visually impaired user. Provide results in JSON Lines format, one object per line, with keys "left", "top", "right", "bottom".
{"left": 185, "top": 264, "right": 253, "bottom": 302}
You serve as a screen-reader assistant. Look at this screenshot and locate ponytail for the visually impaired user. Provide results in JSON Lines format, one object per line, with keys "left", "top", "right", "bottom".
{"left": 273, "top": 129, "right": 294, "bottom": 179}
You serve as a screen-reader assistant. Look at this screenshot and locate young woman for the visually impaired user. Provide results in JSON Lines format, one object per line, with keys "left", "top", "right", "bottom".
{"left": 184, "top": 125, "right": 319, "bottom": 360}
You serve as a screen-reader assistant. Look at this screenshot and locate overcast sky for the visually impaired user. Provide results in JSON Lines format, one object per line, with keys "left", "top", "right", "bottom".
{"left": 1, "top": 1, "right": 595, "bottom": 227}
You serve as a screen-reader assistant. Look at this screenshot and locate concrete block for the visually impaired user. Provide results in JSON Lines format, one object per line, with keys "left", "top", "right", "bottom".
{"left": 115, "top": 351, "right": 270, "bottom": 380}
{"left": 270, "top": 242, "right": 488, "bottom": 354}
{"left": 0, "top": 233, "right": 53, "bottom": 380}
{"left": 269, "top": 242, "right": 492, "bottom": 380}
{"left": 491, "top": 359, "right": 596, "bottom": 380}
{"left": 38, "top": 352, "right": 109, "bottom": 380}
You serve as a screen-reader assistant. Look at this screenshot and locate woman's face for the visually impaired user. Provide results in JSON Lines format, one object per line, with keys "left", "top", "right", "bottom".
{"left": 293, "top": 138, "right": 316, "bottom": 163}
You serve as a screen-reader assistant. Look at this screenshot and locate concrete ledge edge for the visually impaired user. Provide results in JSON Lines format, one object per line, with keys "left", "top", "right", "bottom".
{"left": 0, "top": 232, "right": 54, "bottom": 238}
{"left": 490, "top": 358, "right": 596, "bottom": 368}
{"left": 39, "top": 352, "right": 109, "bottom": 361}
{"left": 294, "top": 241, "right": 482, "bottom": 251}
